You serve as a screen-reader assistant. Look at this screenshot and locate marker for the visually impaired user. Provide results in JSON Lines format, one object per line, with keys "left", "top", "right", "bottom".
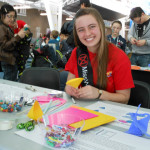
{"left": 19, "top": 96, "right": 24, "bottom": 104}
{"left": 71, "top": 97, "right": 76, "bottom": 104}
{"left": 25, "top": 86, "right": 36, "bottom": 92}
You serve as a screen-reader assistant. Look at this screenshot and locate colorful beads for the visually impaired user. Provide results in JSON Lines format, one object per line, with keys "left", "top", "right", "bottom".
{"left": 0, "top": 100, "right": 23, "bottom": 113}
{"left": 45, "top": 125, "right": 75, "bottom": 148}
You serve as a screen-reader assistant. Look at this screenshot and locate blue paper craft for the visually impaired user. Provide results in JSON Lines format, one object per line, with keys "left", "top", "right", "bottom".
{"left": 126, "top": 104, "right": 150, "bottom": 137}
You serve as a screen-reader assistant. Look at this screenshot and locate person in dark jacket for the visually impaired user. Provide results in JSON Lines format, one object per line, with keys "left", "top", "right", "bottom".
{"left": 12, "top": 20, "right": 33, "bottom": 78}
{"left": 107, "top": 20, "right": 126, "bottom": 51}
{"left": 65, "top": 0, "right": 92, "bottom": 60}
{"left": 0, "top": 4, "right": 26, "bottom": 81}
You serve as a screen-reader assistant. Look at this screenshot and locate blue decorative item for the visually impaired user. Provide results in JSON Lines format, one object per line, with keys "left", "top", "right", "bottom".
{"left": 126, "top": 104, "right": 150, "bottom": 137}
{"left": 129, "top": 20, "right": 133, "bottom": 28}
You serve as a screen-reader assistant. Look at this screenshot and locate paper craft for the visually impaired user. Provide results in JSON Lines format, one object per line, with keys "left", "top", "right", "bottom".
{"left": 66, "top": 78, "right": 84, "bottom": 88}
{"left": 126, "top": 104, "right": 150, "bottom": 137}
{"left": 31, "top": 96, "right": 67, "bottom": 115}
{"left": 43, "top": 106, "right": 98, "bottom": 126}
{"left": 131, "top": 65, "right": 141, "bottom": 70}
{"left": 70, "top": 105, "right": 116, "bottom": 131}
{"left": 32, "top": 96, "right": 66, "bottom": 105}
{"left": 27, "top": 101, "right": 43, "bottom": 121}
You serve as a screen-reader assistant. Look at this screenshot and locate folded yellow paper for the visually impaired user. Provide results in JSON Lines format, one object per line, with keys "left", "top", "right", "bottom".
{"left": 27, "top": 101, "right": 43, "bottom": 121}
{"left": 70, "top": 105, "right": 116, "bottom": 131}
{"left": 66, "top": 78, "right": 84, "bottom": 88}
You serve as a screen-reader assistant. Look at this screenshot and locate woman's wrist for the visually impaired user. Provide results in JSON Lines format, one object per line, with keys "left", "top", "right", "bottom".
{"left": 97, "top": 89, "right": 103, "bottom": 99}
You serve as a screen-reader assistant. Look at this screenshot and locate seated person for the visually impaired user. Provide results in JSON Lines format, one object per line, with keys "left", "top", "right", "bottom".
{"left": 60, "top": 22, "right": 72, "bottom": 55}
{"left": 48, "top": 30, "right": 60, "bottom": 53}
{"left": 65, "top": 8, "right": 134, "bottom": 104}
{"left": 107, "top": 20, "right": 126, "bottom": 51}
{"left": 31, "top": 37, "right": 57, "bottom": 67}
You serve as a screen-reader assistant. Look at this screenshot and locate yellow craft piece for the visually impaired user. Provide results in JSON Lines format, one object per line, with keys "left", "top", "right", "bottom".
{"left": 27, "top": 101, "right": 43, "bottom": 121}
{"left": 70, "top": 105, "right": 116, "bottom": 131}
{"left": 66, "top": 78, "right": 84, "bottom": 88}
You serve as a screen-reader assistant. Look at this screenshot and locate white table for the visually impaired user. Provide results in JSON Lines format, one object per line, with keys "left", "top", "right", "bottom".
{"left": 0, "top": 79, "right": 150, "bottom": 150}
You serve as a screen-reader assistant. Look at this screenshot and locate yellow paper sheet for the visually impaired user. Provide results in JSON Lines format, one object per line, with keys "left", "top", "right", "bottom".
{"left": 27, "top": 101, "right": 43, "bottom": 121}
{"left": 70, "top": 105, "right": 116, "bottom": 131}
{"left": 66, "top": 78, "right": 84, "bottom": 88}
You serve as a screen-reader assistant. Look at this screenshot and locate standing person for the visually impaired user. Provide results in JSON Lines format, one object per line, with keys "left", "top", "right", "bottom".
{"left": 65, "top": 0, "right": 92, "bottom": 58}
{"left": 65, "top": 8, "right": 134, "bottom": 104}
{"left": 128, "top": 7, "right": 150, "bottom": 67}
{"left": 80, "top": 0, "right": 91, "bottom": 8}
{"left": 12, "top": 20, "right": 33, "bottom": 78}
{"left": 107, "top": 20, "right": 126, "bottom": 51}
{"left": 0, "top": 4, "right": 26, "bottom": 81}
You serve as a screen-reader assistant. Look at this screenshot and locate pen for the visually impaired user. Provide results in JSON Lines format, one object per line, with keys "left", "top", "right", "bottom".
{"left": 25, "top": 86, "right": 36, "bottom": 92}
{"left": 71, "top": 97, "right": 76, "bottom": 104}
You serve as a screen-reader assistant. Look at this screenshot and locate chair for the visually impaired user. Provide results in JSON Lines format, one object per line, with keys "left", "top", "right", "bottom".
{"left": 128, "top": 80, "right": 150, "bottom": 109}
{"left": 132, "top": 69, "right": 150, "bottom": 85}
{"left": 19, "top": 67, "right": 60, "bottom": 90}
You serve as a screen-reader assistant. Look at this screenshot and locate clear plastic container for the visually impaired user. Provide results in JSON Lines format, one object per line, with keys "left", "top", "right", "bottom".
{"left": 38, "top": 113, "right": 85, "bottom": 148}
{"left": 0, "top": 91, "right": 30, "bottom": 130}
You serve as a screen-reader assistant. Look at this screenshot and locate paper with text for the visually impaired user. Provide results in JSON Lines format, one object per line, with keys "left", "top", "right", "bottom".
{"left": 15, "top": 125, "right": 150, "bottom": 150}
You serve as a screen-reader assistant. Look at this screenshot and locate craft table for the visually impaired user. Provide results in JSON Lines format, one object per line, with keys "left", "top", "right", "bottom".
{"left": 0, "top": 79, "right": 150, "bottom": 150}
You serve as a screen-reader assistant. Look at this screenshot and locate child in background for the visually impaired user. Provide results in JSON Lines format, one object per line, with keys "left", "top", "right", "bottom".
{"left": 48, "top": 30, "right": 60, "bottom": 52}
{"left": 12, "top": 20, "right": 33, "bottom": 78}
{"left": 107, "top": 20, "right": 126, "bottom": 51}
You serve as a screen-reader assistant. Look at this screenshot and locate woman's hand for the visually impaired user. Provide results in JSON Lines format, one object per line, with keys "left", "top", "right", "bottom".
{"left": 65, "top": 85, "right": 78, "bottom": 98}
{"left": 18, "top": 29, "right": 26, "bottom": 39}
{"left": 76, "top": 85, "right": 99, "bottom": 99}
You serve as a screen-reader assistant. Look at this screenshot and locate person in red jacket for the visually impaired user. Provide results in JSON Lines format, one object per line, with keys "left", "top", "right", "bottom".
{"left": 65, "top": 8, "right": 134, "bottom": 104}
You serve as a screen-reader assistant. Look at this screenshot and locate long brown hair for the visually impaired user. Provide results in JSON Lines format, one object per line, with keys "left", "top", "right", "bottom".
{"left": 73, "top": 8, "right": 109, "bottom": 90}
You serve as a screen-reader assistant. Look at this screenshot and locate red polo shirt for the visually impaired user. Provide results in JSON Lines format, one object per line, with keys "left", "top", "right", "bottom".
{"left": 65, "top": 43, "right": 134, "bottom": 92}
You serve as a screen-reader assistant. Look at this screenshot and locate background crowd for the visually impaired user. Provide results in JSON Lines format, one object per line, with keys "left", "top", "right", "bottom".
{"left": 0, "top": 0, "right": 149, "bottom": 103}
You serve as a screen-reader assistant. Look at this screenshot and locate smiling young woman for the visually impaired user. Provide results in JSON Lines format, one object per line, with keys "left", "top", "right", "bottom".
{"left": 65, "top": 8, "right": 134, "bottom": 104}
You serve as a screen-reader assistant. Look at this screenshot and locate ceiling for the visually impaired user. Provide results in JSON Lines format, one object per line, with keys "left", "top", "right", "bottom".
{"left": 63, "top": 1, "right": 126, "bottom": 21}
{"left": 1, "top": 0, "right": 126, "bottom": 21}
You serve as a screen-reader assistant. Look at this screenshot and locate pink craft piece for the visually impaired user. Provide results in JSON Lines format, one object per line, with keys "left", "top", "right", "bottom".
{"left": 32, "top": 96, "right": 66, "bottom": 106}
{"left": 46, "top": 106, "right": 98, "bottom": 126}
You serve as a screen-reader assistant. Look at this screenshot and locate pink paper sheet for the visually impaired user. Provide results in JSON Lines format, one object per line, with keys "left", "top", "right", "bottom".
{"left": 47, "top": 106, "right": 98, "bottom": 126}
{"left": 32, "top": 96, "right": 66, "bottom": 106}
